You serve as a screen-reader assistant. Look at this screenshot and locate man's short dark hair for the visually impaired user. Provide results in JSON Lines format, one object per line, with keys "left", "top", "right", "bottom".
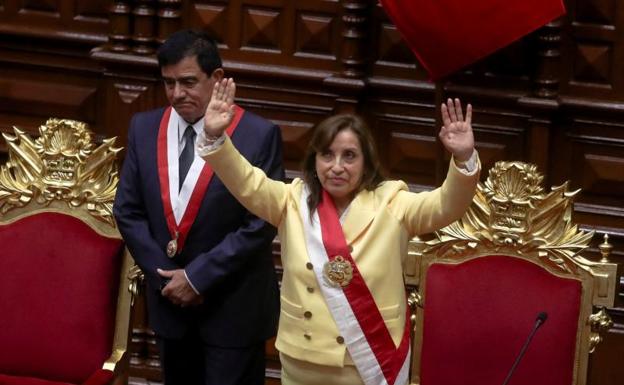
{"left": 157, "top": 30, "right": 222, "bottom": 75}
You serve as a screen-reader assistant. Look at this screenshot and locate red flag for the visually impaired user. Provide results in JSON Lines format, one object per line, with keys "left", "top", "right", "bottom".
{"left": 380, "top": 0, "right": 566, "bottom": 80}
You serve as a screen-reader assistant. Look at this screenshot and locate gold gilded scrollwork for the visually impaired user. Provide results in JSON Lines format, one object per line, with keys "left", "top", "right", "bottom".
{"left": 589, "top": 308, "right": 613, "bottom": 353}
{"left": 128, "top": 264, "right": 145, "bottom": 306}
{"left": 588, "top": 308, "right": 613, "bottom": 353}
{"left": 0, "top": 119, "right": 121, "bottom": 226}
{"left": 426, "top": 161, "right": 594, "bottom": 275}
{"left": 408, "top": 290, "right": 423, "bottom": 330}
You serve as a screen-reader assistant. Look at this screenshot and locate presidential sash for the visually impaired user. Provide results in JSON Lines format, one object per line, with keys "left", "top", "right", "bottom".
{"left": 157, "top": 105, "right": 244, "bottom": 256}
{"left": 300, "top": 188, "right": 411, "bottom": 385}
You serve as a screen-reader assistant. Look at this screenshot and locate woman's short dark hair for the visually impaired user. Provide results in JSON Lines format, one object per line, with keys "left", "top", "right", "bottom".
{"left": 157, "top": 30, "right": 222, "bottom": 75}
{"left": 302, "top": 114, "right": 385, "bottom": 214}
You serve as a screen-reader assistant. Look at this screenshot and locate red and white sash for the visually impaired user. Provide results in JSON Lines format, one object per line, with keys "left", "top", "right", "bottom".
{"left": 157, "top": 105, "right": 243, "bottom": 254}
{"left": 300, "top": 189, "right": 411, "bottom": 385}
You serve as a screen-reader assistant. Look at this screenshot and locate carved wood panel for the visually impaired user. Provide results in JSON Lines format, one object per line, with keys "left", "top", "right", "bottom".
{"left": 0, "top": 65, "right": 100, "bottom": 134}
{"left": 369, "top": 2, "right": 425, "bottom": 82}
{"left": 561, "top": 0, "right": 624, "bottom": 100}
{"left": 550, "top": 111, "right": 624, "bottom": 237}
{"left": 188, "top": 0, "right": 342, "bottom": 73}
{"left": 0, "top": 0, "right": 109, "bottom": 41}
{"left": 104, "top": 78, "right": 160, "bottom": 144}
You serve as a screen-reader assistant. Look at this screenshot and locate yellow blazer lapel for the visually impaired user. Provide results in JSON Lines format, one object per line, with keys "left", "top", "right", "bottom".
{"left": 342, "top": 189, "right": 375, "bottom": 244}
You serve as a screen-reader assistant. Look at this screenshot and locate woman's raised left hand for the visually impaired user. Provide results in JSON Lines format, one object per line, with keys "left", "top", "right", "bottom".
{"left": 439, "top": 98, "right": 474, "bottom": 162}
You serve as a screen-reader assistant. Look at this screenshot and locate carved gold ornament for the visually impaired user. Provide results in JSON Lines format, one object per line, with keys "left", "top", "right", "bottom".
{"left": 427, "top": 161, "right": 594, "bottom": 275}
{"left": 408, "top": 290, "right": 423, "bottom": 329}
{"left": 128, "top": 264, "right": 145, "bottom": 305}
{"left": 0, "top": 119, "right": 121, "bottom": 226}
{"left": 588, "top": 307, "right": 613, "bottom": 353}
{"left": 420, "top": 160, "right": 615, "bottom": 353}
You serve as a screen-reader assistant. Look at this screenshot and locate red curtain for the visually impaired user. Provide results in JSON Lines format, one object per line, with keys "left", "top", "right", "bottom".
{"left": 380, "top": 0, "right": 565, "bottom": 80}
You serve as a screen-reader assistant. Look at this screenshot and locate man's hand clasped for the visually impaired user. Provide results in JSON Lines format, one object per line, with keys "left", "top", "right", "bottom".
{"left": 158, "top": 268, "right": 203, "bottom": 307}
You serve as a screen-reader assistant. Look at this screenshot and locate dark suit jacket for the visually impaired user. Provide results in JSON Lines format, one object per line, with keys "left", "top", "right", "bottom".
{"left": 113, "top": 107, "right": 282, "bottom": 346}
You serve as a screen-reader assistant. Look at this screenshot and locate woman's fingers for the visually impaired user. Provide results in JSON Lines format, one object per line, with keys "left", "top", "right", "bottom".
{"left": 212, "top": 81, "right": 220, "bottom": 102}
{"left": 454, "top": 98, "right": 463, "bottom": 121}
{"left": 225, "top": 78, "right": 236, "bottom": 105}
{"left": 213, "top": 77, "right": 230, "bottom": 102}
{"left": 220, "top": 78, "right": 229, "bottom": 100}
{"left": 447, "top": 98, "right": 458, "bottom": 122}
{"left": 213, "top": 79, "right": 222, "bottom": 101}
{"left": 465, "top": 104, "right": 472, "bottom": 125}
{"left": 441, "top": 103, "right": 451, "bottom": 128}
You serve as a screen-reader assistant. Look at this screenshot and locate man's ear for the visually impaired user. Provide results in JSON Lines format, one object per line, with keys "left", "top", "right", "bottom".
{"left": 211, "top": 68, "right": 224, "bottom": 81}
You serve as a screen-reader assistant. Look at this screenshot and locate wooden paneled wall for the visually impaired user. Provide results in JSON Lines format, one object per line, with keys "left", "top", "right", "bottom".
{"left": 1, "top": 1, "right": 622, "bottom": 384}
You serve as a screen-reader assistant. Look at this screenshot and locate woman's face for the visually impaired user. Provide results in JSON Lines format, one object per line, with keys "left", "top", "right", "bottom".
{"left": 315, "top": 129, "right": 364, "bottom": 209}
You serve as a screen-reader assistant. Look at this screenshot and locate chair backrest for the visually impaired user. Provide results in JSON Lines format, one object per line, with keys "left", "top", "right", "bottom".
{"left": 0, "top": 119, "right": 134, "bottom": 384}
{"left": 407, "top": 161, "right": 616, "bottom": 385}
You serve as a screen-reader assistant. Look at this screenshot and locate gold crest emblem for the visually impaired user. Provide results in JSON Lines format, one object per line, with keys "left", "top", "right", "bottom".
{"left": 0, "top": 119, "right": 121, "bottom": 226}
{"left": 323, "top": 255, "right": 353, "bottom": 287}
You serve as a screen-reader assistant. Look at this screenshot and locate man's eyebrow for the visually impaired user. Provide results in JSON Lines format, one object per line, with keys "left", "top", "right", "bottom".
{"left": 161, "top": 76, "right": 198, "bottom": 81}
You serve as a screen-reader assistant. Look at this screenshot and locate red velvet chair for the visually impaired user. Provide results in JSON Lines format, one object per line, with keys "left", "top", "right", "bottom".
{"left": 406, "top": 161, "right": 616, "bottom": 385}
{"left": 0, "top": 119, "right": 136, "bottom": 385}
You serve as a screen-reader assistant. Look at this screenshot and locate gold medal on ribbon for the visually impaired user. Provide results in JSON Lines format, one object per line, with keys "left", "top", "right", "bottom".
{"left": 166, "top": 239, "right": 177, "bottom": 257}
{"left": 166, "top": 232, "right": 179, "bottom": 258}
{"left": 323, "top": 255, "right": 353, "bottom": 287}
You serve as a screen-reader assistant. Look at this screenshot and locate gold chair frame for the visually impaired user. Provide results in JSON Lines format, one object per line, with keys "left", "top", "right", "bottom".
{"left": 0, "top": 118, "right": 138, "bottom": 382}
{"left": 404, "top": 161, "right": 617, "bottom": 385}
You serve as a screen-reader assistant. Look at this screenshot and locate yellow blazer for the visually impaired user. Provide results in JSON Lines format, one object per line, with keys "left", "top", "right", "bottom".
{"left": 204, "top": 136, "right": 480, "bottom": 367}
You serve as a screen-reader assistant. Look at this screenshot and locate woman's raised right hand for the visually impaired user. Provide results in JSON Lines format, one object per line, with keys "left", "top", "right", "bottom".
{"left": 203, "top": 77, "right": 236, "bottom": 137}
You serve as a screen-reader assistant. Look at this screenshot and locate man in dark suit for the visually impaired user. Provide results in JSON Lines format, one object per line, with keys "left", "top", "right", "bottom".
{"left": 113, "top": 30, "right": 283, "bottom": 385}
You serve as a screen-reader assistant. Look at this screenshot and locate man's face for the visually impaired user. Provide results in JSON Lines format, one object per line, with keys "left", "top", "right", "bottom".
{"left": 161, "top": 55, "right": 223, "bottom": 123}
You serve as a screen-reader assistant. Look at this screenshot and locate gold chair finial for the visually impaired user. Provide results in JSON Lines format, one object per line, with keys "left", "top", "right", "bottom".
{"left": 598, "top": 234, "right": 613, "bottom": 263}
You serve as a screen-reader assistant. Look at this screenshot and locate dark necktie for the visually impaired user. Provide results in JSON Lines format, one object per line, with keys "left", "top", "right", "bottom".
{"left": 179, "top": 125, "right": 196, "bottom": 190}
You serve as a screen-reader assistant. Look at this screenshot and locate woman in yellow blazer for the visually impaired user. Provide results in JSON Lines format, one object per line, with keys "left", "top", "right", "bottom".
{"left": 197, "top": 78, "right": 480, "bottom": 385}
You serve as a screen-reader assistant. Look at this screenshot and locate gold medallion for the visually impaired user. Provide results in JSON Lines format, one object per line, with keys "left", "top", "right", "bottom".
{"left": 166, "top": 238, "right": 177, "bottom": 258}
{"left": 323, "top": 255, "right": 353, "bottom": 287}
